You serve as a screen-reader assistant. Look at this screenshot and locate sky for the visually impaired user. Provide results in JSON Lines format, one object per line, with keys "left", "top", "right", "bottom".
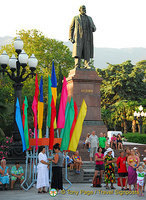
{"left": 0, "top": 0, "right": 146, "bottom": 48}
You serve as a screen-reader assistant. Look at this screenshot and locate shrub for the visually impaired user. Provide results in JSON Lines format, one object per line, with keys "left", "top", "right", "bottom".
{"left": 123, "top": 133, "right": 146, "bottom": 144}
{"left": 0, "top": 136, "right": 13, "bottom": 159}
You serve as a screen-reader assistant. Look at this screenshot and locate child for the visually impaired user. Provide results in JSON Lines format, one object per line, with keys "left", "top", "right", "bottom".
{"left": 136, "top": 166, "right": 145, "bottom": 196}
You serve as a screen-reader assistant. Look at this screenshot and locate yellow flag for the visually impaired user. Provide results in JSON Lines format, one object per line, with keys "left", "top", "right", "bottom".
{"left": 38, "top": 101, "right": 44, "bottom": 138}
{"left": 51, "top": 87, "right": 57, "bottom": 129}
{"left": 68, "top": 99, "right": 87, "bottom": 152}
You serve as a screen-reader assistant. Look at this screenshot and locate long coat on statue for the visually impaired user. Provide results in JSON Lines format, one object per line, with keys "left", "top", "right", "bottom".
{"left": 69, "top": 14, "right": 96, "bottom": 59}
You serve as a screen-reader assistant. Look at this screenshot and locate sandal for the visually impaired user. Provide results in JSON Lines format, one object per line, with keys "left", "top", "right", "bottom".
{"left": 111, "top": 186, "right": 116, "bottom": 189}
{"left": 106, "top": 186, "right": 110, "bottom": 189}
{"left": 38, "top": 191, "right": 42, "bottom": 193}
{"left": 42, "top": 190, "right": 47, "bottom": 193}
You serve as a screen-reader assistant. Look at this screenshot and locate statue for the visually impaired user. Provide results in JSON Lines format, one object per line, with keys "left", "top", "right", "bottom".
{"left": 69, "top": 5, "right": 96, "bottom": 69}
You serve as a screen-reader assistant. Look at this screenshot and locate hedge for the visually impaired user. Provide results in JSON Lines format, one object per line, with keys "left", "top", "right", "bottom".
{"left": 123, "top": 133, "right": 146, "bottom": 144}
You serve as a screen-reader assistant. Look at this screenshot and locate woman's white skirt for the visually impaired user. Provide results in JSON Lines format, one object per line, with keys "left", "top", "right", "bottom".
{"left": 36, "top": 165, "right": 49, "bottom": 189}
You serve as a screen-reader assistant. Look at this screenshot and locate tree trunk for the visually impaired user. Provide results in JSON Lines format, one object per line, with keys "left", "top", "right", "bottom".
{"left": 132, "top": 120, "right": 136, "bottom": 133}
{"left": 123, "top": 119, "right": 127, "bottom": 133}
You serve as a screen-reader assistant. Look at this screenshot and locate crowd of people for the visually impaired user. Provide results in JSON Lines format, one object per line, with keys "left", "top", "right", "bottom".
{"left": 84, "top": 131, "right": 146, "bottom": 197}
{"left": 0, "top": 132, "right": 145, "bottom": 196}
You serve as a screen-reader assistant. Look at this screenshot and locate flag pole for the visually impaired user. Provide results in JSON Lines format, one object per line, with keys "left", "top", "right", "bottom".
{"left": 63, "top": 152, "right": 72, "bottom": 190}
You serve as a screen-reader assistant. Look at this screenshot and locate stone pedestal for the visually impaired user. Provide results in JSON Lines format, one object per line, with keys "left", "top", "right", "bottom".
{"left": 66, "top": 68, "right": 107, "bottom": 139}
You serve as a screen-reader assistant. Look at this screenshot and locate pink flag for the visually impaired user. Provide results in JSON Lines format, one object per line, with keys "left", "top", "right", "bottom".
{"left": 32, "top": 97, "right": 38, "bottom": 150}
{"left": 57, "top": 77, "right": 68, "bottom": 128}
{"left": 32, "top": 74, "right": 39, "bottom": 150}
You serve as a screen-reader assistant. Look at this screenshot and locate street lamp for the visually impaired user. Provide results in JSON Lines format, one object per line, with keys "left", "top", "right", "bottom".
{"left": 134, "top": 105, "right": 146, "bottom": 134}
{"left": 0, "top": 36, "right": 38, "bottom": 159}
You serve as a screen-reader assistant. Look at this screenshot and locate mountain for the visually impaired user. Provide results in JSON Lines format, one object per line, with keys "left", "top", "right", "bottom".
{"left": 0, "top": 36, "right": 145, "bottom": 69}
{"left": 64, "top": 41, "right": 146, "bottom": 69}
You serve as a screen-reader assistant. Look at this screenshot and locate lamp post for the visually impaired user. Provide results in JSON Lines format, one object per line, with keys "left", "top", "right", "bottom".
{"left": 0, "top": 36, "right": 38, "bottom": 159}
{"left": 134, "top": 105, "right": 146, "bottom": 134}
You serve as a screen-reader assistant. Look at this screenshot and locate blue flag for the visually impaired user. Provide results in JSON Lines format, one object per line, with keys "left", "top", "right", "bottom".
{"left": 51, "top": 61, "right": 57, "bottom": 87}
{"left": 39, "top": 76, "right": 43, "bottom": 102}
{"left": 15, "top": 98, "right": 26, "bottom": 152}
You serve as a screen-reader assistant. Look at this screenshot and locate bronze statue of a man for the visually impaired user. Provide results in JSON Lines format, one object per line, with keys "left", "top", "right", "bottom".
{"left": 69, "top": 5, "right": 96, "bottom": 68}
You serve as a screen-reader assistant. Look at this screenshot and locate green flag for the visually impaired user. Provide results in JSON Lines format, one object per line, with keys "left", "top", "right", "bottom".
{"left": 47, "top": 75, "right": 52, "bottom": 128}
{"left": 60, "top": 102, "right": 70, "bottom": 138}
{"left": 60, "top": 97, "right": 75, "bottom": 151}
{"left": 24, "top": 96, "right": 29, "bottom": 149}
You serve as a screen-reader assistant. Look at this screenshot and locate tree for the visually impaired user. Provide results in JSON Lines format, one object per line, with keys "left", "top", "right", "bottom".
{"left": 0, "top": 29, "right": 74, "bottom": 135}
{"left": 97, "top": 60, "right": 146, "bottom": 132}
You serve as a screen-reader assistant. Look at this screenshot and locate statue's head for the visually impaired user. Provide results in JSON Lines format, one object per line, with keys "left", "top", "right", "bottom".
{"left": 79, "top": 5, "right": 86, "bottom": 15}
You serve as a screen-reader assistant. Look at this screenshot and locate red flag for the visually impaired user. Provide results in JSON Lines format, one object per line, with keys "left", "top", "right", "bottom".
{"left": 35, "top": 74, "right": 39, "bottom": 99}
{"left": 22, "top": 100, "right": 25, "bottom": 129}
{"left": 32, "top": 74, "right": 39, "bottom": 150}
{"left": 49, "top": 98, "right": 56, "bottom": 150}
{"left": 69, "top": 101, "right": 78, "bottom": 141}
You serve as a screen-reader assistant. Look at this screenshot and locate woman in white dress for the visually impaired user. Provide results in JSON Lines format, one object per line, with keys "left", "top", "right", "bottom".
{"left": 36, "top": 146, "right": 49, "bottom": 193}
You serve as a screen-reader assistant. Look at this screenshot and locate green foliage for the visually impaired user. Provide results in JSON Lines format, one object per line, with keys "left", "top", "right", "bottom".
{"left": 0, "top": 136, "right": 13, "bottom": 159}
{"left": 0, "top": 29, "right": 74, "bottom": 135}
{"left": 97, "top": 60, "right": 146, "bottom": 132}
{"left": 123, "top": 133, "right": 146, "bottom": 144}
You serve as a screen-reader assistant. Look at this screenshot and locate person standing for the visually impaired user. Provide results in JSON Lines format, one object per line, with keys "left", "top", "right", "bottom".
{"left": 48, "top": 143, "right": 64, "bottom": 192}
{"left": 104, "top": 148, "right": 117, "bottom": 189}
{"left": 88, "top": 131, "right": 99, "bottom": 162}
{"left": 127, "top": 149, "right": 140, "bottom": 191}
{"left": 136, "top": 166, "right": 145, "bottom": 197}
{"left": 117, "top": 150, "right": 128, "bottom": 190}
{"left": 92, "top": 147, "right": 104, "bottom": 187}
{"left": 36, "top": 146, "right": 50, "bottom": 193}
{"left": 0, "top": 159, "right": 9, "bottom": 190}
{"left": 98, "top": 132, "right": 107, "bottom": 153}
{"left": 69, "top": 5, "right": 96, "bottom": 68}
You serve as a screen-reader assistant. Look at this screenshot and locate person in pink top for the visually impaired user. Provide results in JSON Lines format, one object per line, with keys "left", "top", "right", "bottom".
{"left": 111, "top": 134, "right": 117, "bottom": 150}
{"left": 92, "top": 147, "right": 104, "bottom": 187}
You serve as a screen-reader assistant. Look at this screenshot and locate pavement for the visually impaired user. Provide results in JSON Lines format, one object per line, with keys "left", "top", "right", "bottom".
{"left": 0, "top": 184, "right": 145, "bottom": 200}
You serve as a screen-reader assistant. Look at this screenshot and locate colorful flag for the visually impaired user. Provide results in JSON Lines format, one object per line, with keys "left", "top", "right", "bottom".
{"left": 51, "top": 61, "right": 57, "bottom": 129}
{"left": 32, "top": 74, "right": 39, "bottom": 150}
{"left": 69, "top": 101, "right": 78, "bottom": 141}
{"left": 60, "top": 102, "right": 70, "bottom": 138}
{"left": 15, "top": 98, "right": 26, "bottom": 152}
{"left": 24, "top": 96, "right": 29, "bottom": 150}
{"left": 49, "top": 97, "right": 56, "bottom": 150}
{"left": 38, "top": 76, "right": 44, "bottom": 138}
{"left": 68, "top": 99, "right": 87, "bottom": 152}
{"left": 22, "top": 100, "right": 25, "bottom": 129}
{"left": 60, "top": 97, "right": 75, "bottom": 151}
{"left": 57, "top": 77, "right": 68, "bottom": 128}
{"left": 47, "top": 75, "right": 52, "bottom": 128}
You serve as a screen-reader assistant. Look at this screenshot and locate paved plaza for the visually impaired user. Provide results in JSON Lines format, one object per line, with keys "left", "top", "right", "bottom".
{"left": 0, "top": 184, "right": 145, "bottom": 200}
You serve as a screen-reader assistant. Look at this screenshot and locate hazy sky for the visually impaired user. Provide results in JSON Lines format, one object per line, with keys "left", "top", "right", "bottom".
{"left": 1, "top": 0, "right": 146, "bottom": 48}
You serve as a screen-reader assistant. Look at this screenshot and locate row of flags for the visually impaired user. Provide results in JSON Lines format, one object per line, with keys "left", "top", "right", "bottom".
{"left": 15, "top": 62, "right": 87, "bottom": 152}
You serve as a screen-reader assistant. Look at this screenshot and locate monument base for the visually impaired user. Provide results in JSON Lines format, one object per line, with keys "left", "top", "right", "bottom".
{"left": 66, "top": 68, "right": 107, "bottom": 138}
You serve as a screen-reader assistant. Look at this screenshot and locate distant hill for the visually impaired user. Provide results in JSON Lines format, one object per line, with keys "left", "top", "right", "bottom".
{"left": 64, "top": 41, "right": 146, "bottom": 69}
{"left": 0, "top": 36, "right": 145, "bottom": 69}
